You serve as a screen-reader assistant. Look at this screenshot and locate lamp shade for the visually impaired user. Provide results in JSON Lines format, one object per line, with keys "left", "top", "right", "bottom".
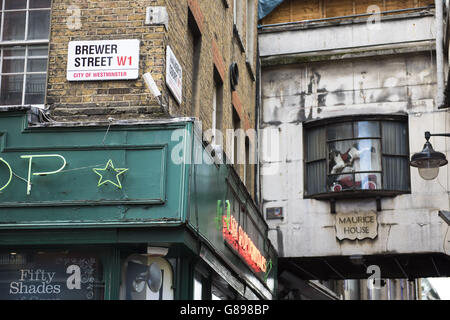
{"left": 410, "top": 140, "right": 448, "bottom": 180}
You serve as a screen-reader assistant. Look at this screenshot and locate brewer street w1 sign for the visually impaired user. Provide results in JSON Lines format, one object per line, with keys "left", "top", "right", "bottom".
{"left": 67, "top": 39, "right": 140, "bottom": 81}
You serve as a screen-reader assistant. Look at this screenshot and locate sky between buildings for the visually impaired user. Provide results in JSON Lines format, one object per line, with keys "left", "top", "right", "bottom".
{"left": 428, "top": 278, "right": 450, "bottom": 300}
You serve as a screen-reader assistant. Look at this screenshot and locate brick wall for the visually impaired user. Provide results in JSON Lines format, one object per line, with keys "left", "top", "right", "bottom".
{"left": 165, "top": 0, "right": 258, "bottom": 195}
{"left": 45, "top": 0, "right": 258, "bottom": 198}
{"left": 47, "top": 0, "right": 167, "bottom": 121}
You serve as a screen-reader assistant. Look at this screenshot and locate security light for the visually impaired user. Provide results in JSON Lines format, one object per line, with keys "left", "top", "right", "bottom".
{"left": 143, "top": 72, "right": 161, "bottom": 99}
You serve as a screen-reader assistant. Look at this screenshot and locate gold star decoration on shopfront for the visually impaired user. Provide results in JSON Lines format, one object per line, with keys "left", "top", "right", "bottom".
{"left": 93, "top": 160, "right": 129, "bottom": 189}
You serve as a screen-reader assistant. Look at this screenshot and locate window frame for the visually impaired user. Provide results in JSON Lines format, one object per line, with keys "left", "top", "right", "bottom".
{"left": 245, "top": 0, "right": 255, "bottom": 67}
{"left": 303, "top": 114, "right": 411, "bottom": 199}
{"left": 0, "top": 0, "right": 51, "bottom": 107}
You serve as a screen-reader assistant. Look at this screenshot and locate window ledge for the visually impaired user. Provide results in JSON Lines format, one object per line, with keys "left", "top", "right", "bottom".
{"left": 0, "top": 39, "right": 49, "bottom": 46}
{"left": 245, "top": 60, "right": 256, "bottom": 81}
{"left": 304, "top": 190, "right": 411, "bottom": 201}
{"left": 233, "top": 25, "right": 245, "bottom": 53}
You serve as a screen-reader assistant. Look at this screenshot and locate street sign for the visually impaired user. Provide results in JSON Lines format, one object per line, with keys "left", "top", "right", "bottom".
{"left": 166, "top": 46, "right": 182, "bottom": 104}
{"left": 67, "top": 39, "right": 140, "bottom": 81}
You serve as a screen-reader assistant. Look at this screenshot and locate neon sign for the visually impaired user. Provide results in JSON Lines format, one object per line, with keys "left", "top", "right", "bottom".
{"left": 218, "top": 200, "right": 268, "bottom": 274}
{"left": 0, "top": 155, "right": 129, "bottom": 195}
{"left": 0, "top": 158, "right": 12, "bottom": 192}
{"left": 21, "top": 154, "right": 67, "bottom": 195}
{"left": 92, "top": 160, "right": 129, "bottom": 189}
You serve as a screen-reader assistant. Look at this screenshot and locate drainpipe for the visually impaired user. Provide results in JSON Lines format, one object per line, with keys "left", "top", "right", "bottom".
{"left": 255, "top": 44, "right": 261, "bottom": 207}
{"left": 436, "top": 0, "right": 445, "bottom": 108}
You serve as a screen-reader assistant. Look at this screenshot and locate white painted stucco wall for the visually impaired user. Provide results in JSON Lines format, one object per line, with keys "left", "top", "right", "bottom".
{"left": 259, "top": 35, "right": 450, "bottom": 259}
{"left": 259, "top": 14, "right": 436, "bottom": 57}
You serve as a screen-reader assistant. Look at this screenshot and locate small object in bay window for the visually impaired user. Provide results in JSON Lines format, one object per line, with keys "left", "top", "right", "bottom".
{"left": 266, "top": 207, "right": 283, "bottom": 220}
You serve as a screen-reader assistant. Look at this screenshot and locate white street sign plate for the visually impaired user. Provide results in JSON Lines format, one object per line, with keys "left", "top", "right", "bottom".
{"left": 67, "top": 39, "right": 140, "bottom": 81}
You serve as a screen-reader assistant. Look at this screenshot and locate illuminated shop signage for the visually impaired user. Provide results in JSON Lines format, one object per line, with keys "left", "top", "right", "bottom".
{"left": 217, "top": 200, "right": 267, "bottom": 274}
{"left": 0, "top": 155, "right": 129, "bottom": 195}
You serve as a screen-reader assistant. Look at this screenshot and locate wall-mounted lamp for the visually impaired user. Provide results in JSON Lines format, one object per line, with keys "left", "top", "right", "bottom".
{"left": 410, "top": 131, "right": 449, "bottom": 180}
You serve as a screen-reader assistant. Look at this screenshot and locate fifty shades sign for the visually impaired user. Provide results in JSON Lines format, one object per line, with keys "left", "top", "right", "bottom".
{"left": 0, "top": 252, "right": 103, "bottom": 300}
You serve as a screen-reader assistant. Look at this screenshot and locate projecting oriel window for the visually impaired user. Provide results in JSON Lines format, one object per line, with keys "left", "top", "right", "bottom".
{"left": 304, "top": 116, "right": 410, "bottom": 198}
{"left": 0, "top": 0, "right": 51, "bottom": 106}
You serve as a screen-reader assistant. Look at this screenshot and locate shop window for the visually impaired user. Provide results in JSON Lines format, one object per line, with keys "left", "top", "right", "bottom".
{"left": 193, "top": 267, "right": 212, "bottom": 300}
{"left": 212, "top": 76, "right": 223, "bottom": 146}
{"left": 0, "top": 249, "right": 104, "bottom": 300}
{"left": 120, "top": 254, "right": 174, "bottom": 300}
{"left": 193, "top": 272, "right": 203, "bottom": 300}
{"left": 304, "top": 116, "right": 410, "bottom": 198}
{"left": 0, "top": 0, "right": 51, "bottom": 106}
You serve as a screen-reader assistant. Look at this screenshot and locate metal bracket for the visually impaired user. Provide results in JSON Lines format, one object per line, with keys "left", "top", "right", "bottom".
{"left": 145, "top": 6, "right": 168, "bottom": 31}
{"left": 330, "top": 199, "right": 336, "bottom": 214}
{"left": 376, "top": 197, "right": 382, "bottom": 212}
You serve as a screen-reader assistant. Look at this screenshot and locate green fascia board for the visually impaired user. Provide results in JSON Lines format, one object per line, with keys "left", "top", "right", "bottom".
{"left": 185, "top": 122, "right": 278, "bottom": 296}
{"left": 0, "top": 107, "right": 193, "bottom": 229}
{"left": 0, "top": 225, "right": 197, "bottom": 249}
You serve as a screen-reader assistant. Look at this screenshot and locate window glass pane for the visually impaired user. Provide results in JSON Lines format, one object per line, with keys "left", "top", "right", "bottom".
{"left": 383, "top": 156, "right": 409, "bottom": 191}
{"left": 27, "top": 10, "right": 51, "bottom": 40}
{"left": 355, "top": 173, "right": 381, "bottom": 190}
{"left": 193, "top": 275, "right": 202, "bottom": 300}
{"left": 355, "top": 121, "right": 380, "bottom": 138}
{"left": 3, "top": 11, "right": 26, "bottom": 41}
{"left": 29, "top": 46, "right": 48, "bottom": 56}
{"left": 2, "top": 58, "right": 25, "bottom": 73}
{"left": 329, "top": 173, "right": 354, "bottom": 192}
{"left": 27, "top": 58, "right": 47, "bottom": 72}
{"left": 29, "top": 0, "right": 52, "bottom": 8}
{"left": 0, "top": 74, "right": 23, "bottom": 105}
{"left": 328, "top": 140, "right": 355, "bottom": 174}
{"left": 0, "top": 250, "right": 105, "bottom": 300}
{"left": 306, "top": 119, "right": 409, "bottom": 195}
{"left": 25, "top": 74, "right": 46, "bottom": 104}
{"left": 354, "top": 139, "right": 381, "bottom": 172}
{"left": 328, "top": 140, "right": 380, "bottom": 174}
{"left": 306, "top": 161, "right": 327, "bottom": 194}
{"left": 327, "top": 122, "right": 353, "bottom": 141}
{"left": 382, "top": 121, "right": 408, "bottom": 155}
{"left": 3, "top": 47, "right": 26, "bottom": 57}
{"left": 121, "top": 256, "right": 173, "bottom": 300}
{"left": 306, "top": 127, "right": 326, "bottom": 161}
{"left": 231, "top": 194, "right": 239, "bottom": 219}
{"left": 5, "top": 0, "right": 27, "bottom": 9}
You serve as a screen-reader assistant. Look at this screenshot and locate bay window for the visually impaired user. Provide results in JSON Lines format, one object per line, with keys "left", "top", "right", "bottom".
{"left": 0, "top": 0, "right": 51, "bottom": 106}
{"left": 304, "top": 116, "right": 410, "bottom": 198}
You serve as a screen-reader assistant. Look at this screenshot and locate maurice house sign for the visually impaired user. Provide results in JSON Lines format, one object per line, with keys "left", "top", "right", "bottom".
{"left": 67, "top": 39, "right": 140, "bottom": 81}
{"left": 335, "top": 212, "right": 378, "bottom": 240}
